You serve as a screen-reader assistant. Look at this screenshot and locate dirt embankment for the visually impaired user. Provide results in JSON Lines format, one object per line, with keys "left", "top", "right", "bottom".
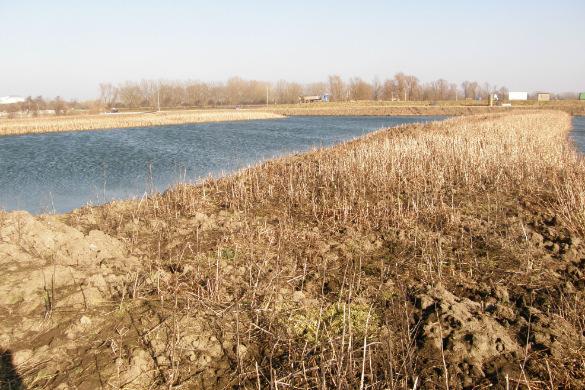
{"left": 260, "top": 104, "right": 585, "bottom": 117}
{"left": 1, "top": 111, "right": 584, "bottom": 389}
{"left": 0, "top": 110, "right": 284, "bottom": 136}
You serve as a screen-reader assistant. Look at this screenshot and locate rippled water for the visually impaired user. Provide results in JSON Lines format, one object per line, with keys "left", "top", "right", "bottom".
{"left": 571, "top": 116, "right": 585, "bottom": 152}
{"left": 0, "top": 116, "right": 444, "bottom": 213}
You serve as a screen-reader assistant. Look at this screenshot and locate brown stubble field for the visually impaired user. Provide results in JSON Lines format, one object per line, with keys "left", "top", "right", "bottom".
{"left": 1, "top": 99, "right": 583, "bottom": 136}
{"left": 1, "top": 110, "right": 584, "bottom": 388}
{"left": 0, "top": 109, "right": 284, "bottom": 136}
{"left": 257, "top": 99, "right": 585, "bottom": 117}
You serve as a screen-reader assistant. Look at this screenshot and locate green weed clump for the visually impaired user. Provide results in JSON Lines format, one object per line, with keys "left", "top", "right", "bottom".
{"left": 290, "top": 303, "right": 378, "bottom": 343}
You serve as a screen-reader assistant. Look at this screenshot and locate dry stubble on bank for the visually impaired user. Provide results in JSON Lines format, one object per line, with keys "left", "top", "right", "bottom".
{"left": 0, "top": 110, "right": 284, "bottom": 136}
{"left": 258, "top": 100, "right": 585, "bottom": 117}
{"left": 1, "top": 111, "right": 584, "bottom": 389}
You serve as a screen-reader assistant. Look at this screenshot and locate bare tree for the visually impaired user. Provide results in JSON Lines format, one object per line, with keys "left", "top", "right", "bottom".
{"left": 497, "top": 86, "right": 509, "bottom": 101}
{"left": 99, "top": 83, "right": 119, "bottom": 109}
{"left": 274, "top": 80, "right": 304, "bottom": 104}
{"left": 372, "top": 77, "right": 382, "bottom": 101}
{"left": 328, "top": 75, "right": 345, "bottom": 101}
{"left": 185, "top": 81, "right": 211, "bottom": 106}
{"left": 404, "top": 74, "right": 420, "bottom": 101}
{"left": 348, "top": 77, "right": 373, "bottom": 100}
{"left": 304, "top": 82, "right": 327, "bottom": 96}
{"left": 51, "top": 96, "right": 67, "bottom": 115}
{"left": 118, "top": 82, "right": 143, "bottom": 108}
{"left": 423, "top": 79, "right": 451, "bottom": 100}
{"left": 461, "top": 81, "right": 480, "bottom": 100}
{"left": 381, "top": 79, "right": 397, "bottom": 101}
{"left": 393, "top": 73, "right": 409, "bottom": 101}
{"left": 448, "top": 83, "right": 459, "bottom": 100}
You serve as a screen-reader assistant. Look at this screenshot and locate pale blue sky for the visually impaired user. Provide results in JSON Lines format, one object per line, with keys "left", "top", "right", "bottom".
{"left": 1, "top": 0, "right": 583, "bottom": 99}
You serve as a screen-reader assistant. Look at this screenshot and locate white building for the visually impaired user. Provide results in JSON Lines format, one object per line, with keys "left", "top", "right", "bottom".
{"left": 0, "top": 96, "right": 25, "bottom": 105}
{"left": 508, "top": 92, "right": 528, "bottom": 101}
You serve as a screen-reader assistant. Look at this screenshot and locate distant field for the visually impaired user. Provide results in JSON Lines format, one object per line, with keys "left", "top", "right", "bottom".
{"left": 1, "top": 100, "right": 583, "bottom": 136}
{"left": 256, "top": 99, "right": 585, "bottom": 116}
{"left": 260, "top": 99, "right": 585, "bottom": 108}
{"left": 0, "top": 110, "right": 284, "bottom": 136}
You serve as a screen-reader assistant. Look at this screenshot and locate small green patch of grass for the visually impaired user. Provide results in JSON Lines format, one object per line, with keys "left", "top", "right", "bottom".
{"left": 290, "top": 303, "right": 378, "bottom": 343}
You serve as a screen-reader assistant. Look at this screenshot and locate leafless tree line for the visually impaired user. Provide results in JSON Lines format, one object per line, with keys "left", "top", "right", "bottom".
{"left": 2, "top": 74, "right": 577, "bottom": 117}
{"left": 98, "top": 74, "right": 512, "bottom": 109}
{"left": 331, "top": 74, "right": 509, "bottom": 102}
{"left": 0, "top": 96, "right": 88, "bottom": 118}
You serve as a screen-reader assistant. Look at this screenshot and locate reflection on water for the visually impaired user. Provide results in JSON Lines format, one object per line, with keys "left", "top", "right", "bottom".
{"left": 0, "top": 115, "right": 444, "bottom": 213}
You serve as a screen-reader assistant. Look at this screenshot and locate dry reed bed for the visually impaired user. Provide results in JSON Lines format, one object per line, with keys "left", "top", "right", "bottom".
{"left": 259, "top": 102, "right": 585, "bottom": 116}
{"left": 262, "top": 99, "right": 585, "bottom": 108}
{"left": 261, "top": 105, "right": 515, "bottom": 117}
{"left": 0, "top": 110, "right": 284, "bottom": 136}
{"left": 11, "top": 111, "right": 585, "bottom": 388}
{"left": 232, "top": 111, "right": 581, "bottom": 230}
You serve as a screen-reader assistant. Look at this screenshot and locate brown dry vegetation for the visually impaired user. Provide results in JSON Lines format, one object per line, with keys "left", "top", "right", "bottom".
{"left": 262, "top": 104, "right": 510, "bottom": 117}
{"left": 2, "top": 101, "right": 583, "bottom": 137}
{"left": 258, "top": 100, "right": 585, "bottom": 117}
{"left": 0, "top": 110, "right": 284, "bottom": 136}
{"left": 1, "top": 111, "right": 585, "bottom": 389}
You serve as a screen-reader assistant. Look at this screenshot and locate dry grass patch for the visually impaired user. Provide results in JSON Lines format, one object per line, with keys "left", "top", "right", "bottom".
{"left": 257, "top": 100, "right": 585, "bottom": 116}
{"left": 0, "top": 109, "right": 284, "bottom": 136}
{"left": 3, "top": 110, "right": 585, "bottom": 389}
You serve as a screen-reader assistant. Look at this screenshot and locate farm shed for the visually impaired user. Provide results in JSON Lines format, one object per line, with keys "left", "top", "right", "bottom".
{"left": 508, "top": 92, "right": 528, "bottom": 101}
{"left": 537, "top": 93, "right": 550, "bottom": 101}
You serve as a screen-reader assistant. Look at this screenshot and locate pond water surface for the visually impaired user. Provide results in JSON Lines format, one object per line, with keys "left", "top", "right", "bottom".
{"left": 0, "top": 116, "right": 444, "bottom": 213}
{"left": 570, "top": 116, "right": 585, "bottom": 152}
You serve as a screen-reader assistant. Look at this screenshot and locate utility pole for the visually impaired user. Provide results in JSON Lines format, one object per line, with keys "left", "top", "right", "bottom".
{"left": 266, "top": 86, "right": 269, "bottom": 107}
{"left": 157, "top": 84, "right": 161, "bottom": 112}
